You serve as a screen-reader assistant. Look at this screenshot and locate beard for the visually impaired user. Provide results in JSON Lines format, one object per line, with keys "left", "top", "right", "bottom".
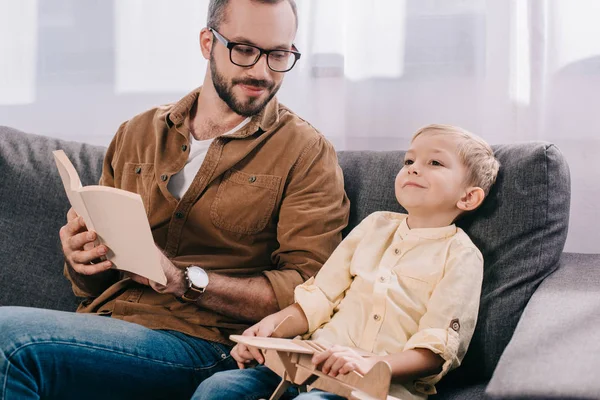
{"left": 210, "top": 54, "right": 282, "bottom": 117}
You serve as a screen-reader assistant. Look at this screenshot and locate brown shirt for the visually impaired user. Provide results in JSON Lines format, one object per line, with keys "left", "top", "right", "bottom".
{"left": 64, "top": 87, "right": 350, "bottom": 345}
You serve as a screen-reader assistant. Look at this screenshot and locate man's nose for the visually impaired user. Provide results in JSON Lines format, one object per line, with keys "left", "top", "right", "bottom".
{"left": 247, "top": 53, "right": 270, "bottom": 78}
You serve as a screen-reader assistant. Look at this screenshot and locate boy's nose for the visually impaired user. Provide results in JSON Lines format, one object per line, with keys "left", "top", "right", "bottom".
{"left": 407, "top": 165, "right": 419, "bottom": 175}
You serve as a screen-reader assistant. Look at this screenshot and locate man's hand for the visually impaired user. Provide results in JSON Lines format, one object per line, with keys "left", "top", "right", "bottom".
{"left": 60, "top": 208, "right": 112, "bottom": 275}
{"left": 230, "top": 316, "right": 280, "bottom": 369}
{"left": 312, "top": 345, "right": 378, "bottom": 377}
{"left": 127, "top": 246, "right": 187, "bottom": 296}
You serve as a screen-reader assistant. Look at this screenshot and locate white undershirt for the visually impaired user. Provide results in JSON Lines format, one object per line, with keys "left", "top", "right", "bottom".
{"left": 168, "top": 117, "right": 251, "bottom": 199}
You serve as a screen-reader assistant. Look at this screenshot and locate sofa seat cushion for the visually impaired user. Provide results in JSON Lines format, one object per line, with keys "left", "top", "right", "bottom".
{"left": 487, "top": 253, "right": 600, "bottom": 399}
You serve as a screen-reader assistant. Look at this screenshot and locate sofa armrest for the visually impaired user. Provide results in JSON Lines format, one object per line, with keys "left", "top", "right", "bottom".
{"left": 486, "top": 253, "right": 600, "bottom": 399}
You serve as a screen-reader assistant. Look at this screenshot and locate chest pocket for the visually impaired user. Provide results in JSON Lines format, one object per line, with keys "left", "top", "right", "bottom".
{"left": 394, "top": 259, "right": 441, "bottom": 305}
{"left": 211, "top": 169, "right": 281, "bottom": 234}
{"left": 121, "top": 162, "right": 155, "bottom": 215}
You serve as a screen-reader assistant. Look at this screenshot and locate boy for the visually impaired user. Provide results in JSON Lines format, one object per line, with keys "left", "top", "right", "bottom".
{"left": 193, "top": 124, "right": 500, "bottom": 400}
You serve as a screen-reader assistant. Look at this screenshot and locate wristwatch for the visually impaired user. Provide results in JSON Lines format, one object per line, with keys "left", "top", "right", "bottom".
{"left": 181, "top": 265, "right": 209, "bottom": 302}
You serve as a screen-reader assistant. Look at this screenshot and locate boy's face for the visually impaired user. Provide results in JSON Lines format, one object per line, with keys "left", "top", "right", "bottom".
{"left": 395, "top": 133, "right": 470, "bottom": 215}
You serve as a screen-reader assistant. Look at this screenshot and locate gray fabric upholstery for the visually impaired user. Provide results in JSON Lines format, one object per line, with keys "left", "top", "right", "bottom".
{"left": 338, "top": 143, "right": 571, "bottom": 383}
{"left": 0, "top": 126, "right": 105, "bottom": 311}
{"left": 432, "top": 382, "right": 488, "bottom": 400}
{"left": 486, "top": 252, "right": 600, "bottom": 399}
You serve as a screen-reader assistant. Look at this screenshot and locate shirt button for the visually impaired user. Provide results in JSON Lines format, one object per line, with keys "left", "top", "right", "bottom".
{"left": 394, "top": 248, "right": 400, "bottom": 255}
{"left": 135, "top": 167, "right": 142, "bottom": 174}
{"left": 161, "top": 174, "right": 168, "bottom": 182}
{"left": 248, "top": 176, "right": 257, "bottom": 183}
{"left": 379, "top": 276, "right": 386, "bottom": 282}
{"left": 182, "top": 144, "right": 188, "bottom": 152}
{"left": 175, "top": 212, "right": 184, "bottom": 219}
{"left": 373, "top": 314, "right": 381, "bottom": 321}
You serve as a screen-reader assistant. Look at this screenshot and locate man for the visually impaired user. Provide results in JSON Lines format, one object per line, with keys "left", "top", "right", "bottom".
{"left": 0, "top": 0, "right": 349, "bottom": 398}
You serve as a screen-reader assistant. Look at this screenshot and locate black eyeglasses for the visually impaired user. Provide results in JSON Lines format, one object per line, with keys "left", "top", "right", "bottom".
{"left": 209, "top": 28, "right": 301, "bottom": 73}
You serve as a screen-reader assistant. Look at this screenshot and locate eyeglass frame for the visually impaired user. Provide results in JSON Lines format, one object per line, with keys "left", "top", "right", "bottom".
{"left": 209, "top": 27, "right": 301, "bottom": 73}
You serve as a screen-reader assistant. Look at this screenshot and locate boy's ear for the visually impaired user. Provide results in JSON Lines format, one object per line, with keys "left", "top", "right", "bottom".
{"left": 457, "top": 187, "right": 485, "bottom": 212}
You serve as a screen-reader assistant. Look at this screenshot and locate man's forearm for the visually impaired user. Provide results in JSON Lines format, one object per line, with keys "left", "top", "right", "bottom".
{"left": 381, "top": 348, "right": 444, "bottom": 384}
{"left": 194, "top": 272, "right": 280, "bottom": 323}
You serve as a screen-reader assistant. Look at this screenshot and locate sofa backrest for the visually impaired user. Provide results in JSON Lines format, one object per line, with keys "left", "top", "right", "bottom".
{"left": 0, "top": 126, "right": 571, "bottom": 384}
{"left": 0, "top": 126, "right": 104, "bottom": 312}
{"left": 338, "top": 144, "right": 571, "bottom": 383}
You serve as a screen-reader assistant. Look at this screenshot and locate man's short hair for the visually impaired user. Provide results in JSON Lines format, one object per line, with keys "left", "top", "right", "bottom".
{"left": 207, "top": 0, "right": 298, "bottom": 31}
{"left": 412, "top": 124, "right": 500, "bottom": 196}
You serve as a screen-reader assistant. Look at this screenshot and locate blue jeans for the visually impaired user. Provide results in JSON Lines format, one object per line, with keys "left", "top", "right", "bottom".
{"left": 0, "top": 307, "right": 237, "bottom": 400}
{"left": 192, "top": 365, "right": 346, "bottom": 400}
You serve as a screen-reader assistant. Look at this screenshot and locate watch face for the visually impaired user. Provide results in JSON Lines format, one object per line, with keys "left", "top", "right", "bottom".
{"left": 188, "top": 266, "right": 209, "bottom": 288}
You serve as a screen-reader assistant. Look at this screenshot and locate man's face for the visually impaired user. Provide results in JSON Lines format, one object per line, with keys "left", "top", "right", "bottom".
{"left": 209, "top": 0, "right": 296, "bottom": 117}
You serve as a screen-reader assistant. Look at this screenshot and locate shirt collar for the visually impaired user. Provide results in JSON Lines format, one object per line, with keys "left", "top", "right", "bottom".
{"left": 396, "top": 214, "right": 458, "bottom": 240}
{"left": 166, "top": 86, "right": 280, "bottom": 137}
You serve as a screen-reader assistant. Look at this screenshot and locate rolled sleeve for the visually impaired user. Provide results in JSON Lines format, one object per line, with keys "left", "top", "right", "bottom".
{"left": 263, "top": 268, "right": 305, "bottom": 310}
{"left": 404, "top": 326, "right": 461, "bottom": 390}
{"left": 270, "top": 135, "right": 350, "bottom": 309}
{"left": 294, "top": 277, "right": 335, "bottom": 333}
{"left": 404, "top": 243, "right": 483, "bottom": 390}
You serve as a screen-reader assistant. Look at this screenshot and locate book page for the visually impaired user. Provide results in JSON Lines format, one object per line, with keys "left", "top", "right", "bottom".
{"left": 52, "top": 150, "right": 94, "bottom": 231}
{"left": 79, "top": 187, "right": 167, "bottom": 285}
{"left": 53, "top": 149, "right": 166, "bottom": 285}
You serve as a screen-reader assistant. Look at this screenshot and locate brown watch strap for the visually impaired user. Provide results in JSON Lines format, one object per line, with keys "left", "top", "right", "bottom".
{"left": 181, "top": 285, "right": 204, "bottom": 302}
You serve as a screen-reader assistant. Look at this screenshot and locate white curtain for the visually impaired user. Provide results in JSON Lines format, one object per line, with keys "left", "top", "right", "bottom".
{"left": 287, "top": 0, "right": 600, "bottom": 142}
{"left": 0, "top": 0, "right": 38, "bottom": 105}
{"left": 112, "top": 0, "right": 600, "bottom": 142}
{"left": 286, "top": 0, "right": 599, "bottom": 254}
{"left": 0, "top": 0, "right": 598, "bottom": 252}
{"left": 114, "top": 0, "right": 208, "bottom": 93}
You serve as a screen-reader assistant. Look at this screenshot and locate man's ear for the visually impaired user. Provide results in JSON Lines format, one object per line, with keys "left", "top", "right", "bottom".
{"left": 199, "top": 27, "right": 213, "bottom": 60}
{"left": 457, "top": 187, "right": 485, "bottom": 212}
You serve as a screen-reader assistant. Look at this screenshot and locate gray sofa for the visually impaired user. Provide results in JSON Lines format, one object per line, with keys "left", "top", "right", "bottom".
{"left": 0, "top": 125, "right": 597, "bottom": 399}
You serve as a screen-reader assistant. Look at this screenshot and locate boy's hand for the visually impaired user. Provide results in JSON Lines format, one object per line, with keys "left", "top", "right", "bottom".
{"left": 231, "top": 316, "right": 279, "bottom": 369}
{"left": 312, "top": 345, "right": 378, "bottom": 377}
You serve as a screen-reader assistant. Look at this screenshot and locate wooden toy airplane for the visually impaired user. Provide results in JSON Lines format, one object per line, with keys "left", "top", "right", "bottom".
{"left": 230, "top": 319, "right": 401, "bottom": 400}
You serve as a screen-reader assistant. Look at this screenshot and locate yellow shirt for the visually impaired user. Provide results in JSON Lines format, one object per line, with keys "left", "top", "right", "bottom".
{"left": 294, "top": 211, "right": 483, "bottom": 398}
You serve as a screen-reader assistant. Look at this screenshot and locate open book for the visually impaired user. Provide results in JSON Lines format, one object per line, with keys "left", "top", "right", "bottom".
{"left": 53, "top": 150, "right": 167, "bottom": 285}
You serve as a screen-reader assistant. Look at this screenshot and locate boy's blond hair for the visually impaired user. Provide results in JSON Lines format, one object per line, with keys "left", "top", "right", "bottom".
{"left": 412, "top": 124, "right": 500, "bottom": 196}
